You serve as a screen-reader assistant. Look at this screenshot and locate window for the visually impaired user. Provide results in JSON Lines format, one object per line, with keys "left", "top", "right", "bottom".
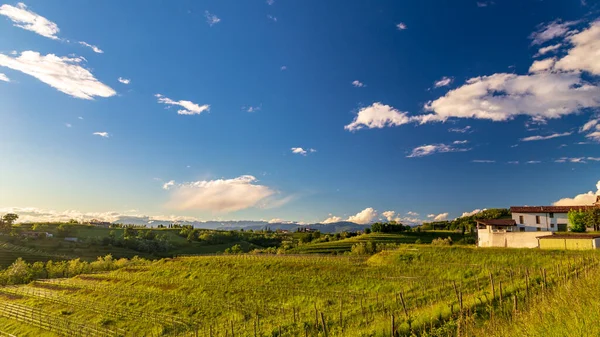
{"left": 537, "top": 227, "right": 541, "bottom": 231}
{"left": 549, "top": 212, "right": 554, "bottom": 218}
{"left": 536, "top": 216, "right": 540, "bottom": 224}
{"left": 550, "top": 223, "right": 555, "bottom": 228}
{"left": 519, "top": 216, "right": 524, "bottom": 224}
{"left": 519, "top": 227, "right": 525, "bottom": 232}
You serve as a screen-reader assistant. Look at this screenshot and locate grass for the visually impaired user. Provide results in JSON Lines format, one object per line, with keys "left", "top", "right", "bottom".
{"left": 289, "top": 231, "right": 470, "bottom": 254}
{"left": 0, "top": 246, "right": 597, "bottom": 336}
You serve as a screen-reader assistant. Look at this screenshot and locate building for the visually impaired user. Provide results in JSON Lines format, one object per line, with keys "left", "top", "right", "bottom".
{"left": 477, "top": 196, "right": 600, "bottom": 248}
{"left": 509, "top": 205, "right": 597, "bottom": 233}
{"left": 538, "top": 234, "right": 600, "bottom": 250}
{"left": 476, "top": 219, "right": 542, "bottom": 248}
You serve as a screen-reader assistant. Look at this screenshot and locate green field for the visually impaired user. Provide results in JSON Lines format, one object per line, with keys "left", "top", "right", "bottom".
{"left": 0, "top": 246, "right": 597, "bottom": 336}
{"left": 290, "top": 232, "right": 470, "bottom": 254}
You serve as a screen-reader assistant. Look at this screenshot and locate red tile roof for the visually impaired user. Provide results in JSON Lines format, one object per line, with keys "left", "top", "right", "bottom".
{"left": 476, "top": 219, "right": 516, "bottom": 226}
{"left": 510, "top": 205, "right": 597, "bottom": 213}
{"left": 537, "top": 234, "right": 600, "bottom": 239}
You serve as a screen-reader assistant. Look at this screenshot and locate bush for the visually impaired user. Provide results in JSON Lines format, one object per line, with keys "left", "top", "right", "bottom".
{"left": 431, "top": 237, "right": 453, "bottom": 246}
{"left": 569, "top": 210, "right": 587, "bottom": 233}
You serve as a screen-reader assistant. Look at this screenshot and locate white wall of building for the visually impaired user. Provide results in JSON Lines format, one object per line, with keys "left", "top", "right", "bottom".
{"left": 511, "top": 212, "right": 569, "bottom": 232}
{"left": 478, "top": 231, "right": 541, "bottom": 248}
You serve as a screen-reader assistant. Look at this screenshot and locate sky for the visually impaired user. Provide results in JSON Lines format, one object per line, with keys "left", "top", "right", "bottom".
{"left": 0, "top": 0, "right": 599, "bottom": 225}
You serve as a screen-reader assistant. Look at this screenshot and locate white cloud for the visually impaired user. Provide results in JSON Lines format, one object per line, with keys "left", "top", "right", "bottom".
{"left": 526, "top": 160, "right": 541, "bottom": 164}
{"left": 520, "top": 132, "right": 572, "bottom": 142}
{"left": 427, "top": 213, "right": 448, "bottom": 221}
{"left": 280, "top": 66, "right": 287, "bottom": 71}
{"left": 529, "top": 19, "right": 578, "bottom": 45}
{"left": 580, "top": 118, "right": 599, "bottom": 132}
{"left": 165, "top": 175, "right": 277, "bottom": 213}
{"left": 78, "top": 41, "right": 103, "bottom": 54}
{"left": 508, "top": 161, "right": 519, "bottom": 164}
{"left": 291, "top": 147, "right": 316, "bottom": 156}
{"left": 555, "top": 157, "right": 600, "bottom": 163}
{"left": 93, "top": 132, "right": 108, "bottom": 138}
{"left": 472, "top": 160, "right": 495, "bottom": 163}
{"left": 382, "top": 211, "right": 396, "bottom": 221}
{"left": 553, "top": 180, "right": 600, "bottom": 206}
{"left": 322, "top": 215, "right": 342, "bottom": 224}
{"left": 476, "top": 1, "right": 494, "bottom": 7}
{"left": 0, "top": 51, "right": 116, "bottom": 99}
{"left": 0, "top": 73, "right": 9, "bottom": 82}
{"left": 396, "top": 22, "right": 407, "bottom": 30}
{"left": 529, "top": 58, "right": 556, "bottom": 73}
{"left": 345, "top": 102, "right": 412, "bottom": 131}
{"left": 453, "top": 140, "right": 468, "bottom": 144}
{"left": 162, "top": 180, "right": 175, "bottom": 190}
{"left": 65, "top": 123, "right": 71, "bottom": 128}
{"left": 204, "top": 11, "right": 220, "bottom": 26}
{"left": 423, "top": 72, "right": 600, "bottom": 123}
{"left": 449, "top": 126, "right": 472, "bottom": 133}
{"left": 352, "top": 80, "right": 366, "bottom": 88}
{"left": 155, "top": 94, "right": 210, "bottom": 115}
{"left": 535, "top": 43, "right": 561, "bottom": 57}
{"left": 407, "top": 211, "right": 419, "bottom": 216}
{"left": 0, "top": 207, "right": 204, "bottom": 224}
{"left": 434, "top": 76, "right": 453, "bottom": 88}
{"left": 555, "top": 21, "right": 600, "bottom": 75}
{"left": 267, "top": 15, "right": 277, "bottom": 22}
{"left": 407, "top": 143, "right": 470, "bottom": 158}
{"left": 266, "top": 0, "right": 275, "bottom": 4}
{"left": 78, "top": 116, "right": 83, "bottom": 120}
{"left": 0, "top": 3, "right": 59, "bottom": 39}
{"left": 459, "top": 208, "right": 486, "bottom": 218}
{"left": 244, "top": 105, "right": 261, "bottom": 112}
{"left": 118, "top": 77, "right": 130, "bottom": 84}
{"left": 347, "top": 207, "right": 377, "bottom": 224}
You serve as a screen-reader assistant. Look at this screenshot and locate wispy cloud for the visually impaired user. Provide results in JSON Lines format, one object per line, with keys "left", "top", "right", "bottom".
{"left": 352, "top": 80, "right": 366, "bottom": 88}
{"left": 535, "top": 43, "right": 561, "bottom": 57}
{"left": 476, "top": 1, "right": 494, "bottom": 7}
{"left": 65, "top": 123, "right": 71, "bottom": 128}
{"left": 93, "top": 132, "right": 109, "bottom": 138}
{"left": 453, "top": 140, "right": 468, "bottom": 144}
{"left": 407, "top": 143, "right": 470, "bottom": 158}
{"left": 266, "top": 0, "right": 275, "bottom": 4}
{"left": 449, "top": 126, "right": 471, "bottom": 133}
{"left": 0, "top": 51, "right": 115, "bottom": 99}
{"left": 0, "top": 3, "right": 59, "bottom": 39}
{"left": 472, "top": 160, "right": 495, "bottom": 163}
{"left": 434, "top": 76, "right": 453, "bottom": 88}
{"left": 78, "top": 41, "right": 103, "bottom": 54}
{"left": 204, "top": 11, "right": 220, "bottom": 26}
{"left": 162, "top": 180, "right": 175, "bottom": 190}
{"left": 280, "top": 65, "right": 287, "bottom": 71}
{"left": 396, "top": 22, "right": 407, "bottom": 30}
{"left": 526, "top": 160, "right": 541, "bottom": 164}
{"left": 243, "top": 104, "right": 262, "bottom": 113}
{"left": 555, "top": 157, "right": 600, "bottom": 163}
{"left": 0, "top": 73, "right": 9, "bottom": 82}
{"left": 267, "top": 15, "right": 277, "bottom": 22}
{"left": 118, "top": 77, "right": 130, "bottom": 84}
{"left": 530, "top": 19, "right": 578, "bottom": 45}
{"left": 155, "top": 94, "right": 210, "bottom": 115}
{"left": 520, "top": 132, "right": 572, "bottom": 142}
{"left": 291, "top": 147, "right": 316, "bottom": 156}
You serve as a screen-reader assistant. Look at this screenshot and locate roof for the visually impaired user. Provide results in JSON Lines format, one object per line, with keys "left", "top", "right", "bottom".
{"left": 537, "top": 234, "right": 600, "bottom": 240}
{"left": 476, "top": 219, "right": 516, "bottom": 226}
{"left": 510, "top": 205, "right": 597, "bottom": 213}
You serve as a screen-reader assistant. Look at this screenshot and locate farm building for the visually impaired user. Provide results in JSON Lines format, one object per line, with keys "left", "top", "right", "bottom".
{"left": 477, "top": 196, "right": 600, "bottom": 248}
{"left": 538, "top": 234, "right": 600, "bottom": 250}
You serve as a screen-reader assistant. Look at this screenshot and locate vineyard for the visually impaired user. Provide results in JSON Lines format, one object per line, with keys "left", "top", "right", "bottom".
{"left": 0, "top": 246, "right": 598, "bottom": 336}
{"left": 0, "top": 242, "right": 71, "bottom": 269}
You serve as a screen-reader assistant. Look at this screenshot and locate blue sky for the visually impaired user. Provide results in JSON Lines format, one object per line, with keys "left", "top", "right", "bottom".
{"left": 1, "top": 0, "right": 599, "bottom": 225}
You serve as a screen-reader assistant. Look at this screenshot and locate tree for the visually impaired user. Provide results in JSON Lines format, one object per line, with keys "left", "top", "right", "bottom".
{"left": 568, "top": 210, "right": 587, "bottom": 233}
{"left": 584, "top": 208, "right": 600, "bottom": 231}
{"left": 1, "top": 213, "right": 18, "bottom": 231}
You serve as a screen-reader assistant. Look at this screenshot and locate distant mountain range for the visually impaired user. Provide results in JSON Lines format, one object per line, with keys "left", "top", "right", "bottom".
{"left": 113, "top": 216, "right": 367, "bottom": 233}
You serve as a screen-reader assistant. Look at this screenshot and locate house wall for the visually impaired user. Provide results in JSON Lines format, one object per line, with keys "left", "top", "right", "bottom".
{"left": 511, "top": 212, "right": 569, "bottom": 232}
{"left": 539, "top": 238, "right": 596, "bottom": 250}
{"left": 477, "top": 231, "right": 541, "bottom": 248}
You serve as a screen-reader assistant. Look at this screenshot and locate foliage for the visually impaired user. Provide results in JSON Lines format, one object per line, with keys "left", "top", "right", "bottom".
{"left": 584, "top": 208, "right": 600, "bottom": 231}
{"left": 371, "top": 222, "right": 410, "bottom": 233}
{"left": 0, "top": 213, "right": 18, "bottom": 231}
{"left": 421, "top": 208, "right": 511, "bottom": 232}
{"left": 568, "top": 210, "right": 587, "bottom": 232}
{"left": 431, "top": 236, "right": 453, "bottom": 246}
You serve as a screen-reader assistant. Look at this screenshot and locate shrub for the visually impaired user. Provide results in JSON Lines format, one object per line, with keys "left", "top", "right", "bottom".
{"left": 431, "top": 237, "right": 453, "bottom": 246}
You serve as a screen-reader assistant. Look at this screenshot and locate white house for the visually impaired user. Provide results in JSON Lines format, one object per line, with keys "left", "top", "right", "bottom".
{"left": 477, "top": 196, "right": 600, "bottom": 248}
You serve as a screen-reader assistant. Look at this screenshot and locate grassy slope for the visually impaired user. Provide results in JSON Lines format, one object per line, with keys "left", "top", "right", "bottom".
{"left": 0, "top": 247, "right": 596, "bottom": 336}
{"left": 290, "top": 231, "right": 470, "bottom": 254}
